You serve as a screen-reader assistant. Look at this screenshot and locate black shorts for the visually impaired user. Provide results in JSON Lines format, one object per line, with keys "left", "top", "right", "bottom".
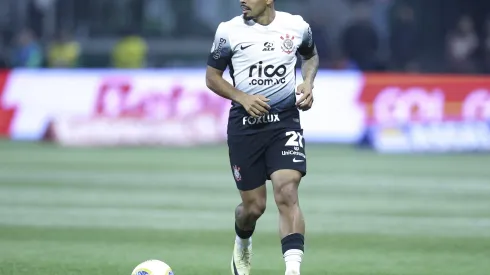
{"left": 227, "top": 126, "right": 307, "bottom": 191}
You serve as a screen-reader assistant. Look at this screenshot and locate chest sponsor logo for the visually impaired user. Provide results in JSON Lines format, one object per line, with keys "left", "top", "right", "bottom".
{"left": 248, "top": 61, "right": 287, "bottom": 86}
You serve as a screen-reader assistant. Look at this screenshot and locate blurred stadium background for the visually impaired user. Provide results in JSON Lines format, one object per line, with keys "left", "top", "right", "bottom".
{"left": 1, "top": 0, "right": 490, "bottom": 274}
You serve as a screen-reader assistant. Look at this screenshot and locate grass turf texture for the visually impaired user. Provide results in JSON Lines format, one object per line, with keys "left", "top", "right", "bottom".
{"left": 0, "top": 140, "right": 489, "bottom": 275}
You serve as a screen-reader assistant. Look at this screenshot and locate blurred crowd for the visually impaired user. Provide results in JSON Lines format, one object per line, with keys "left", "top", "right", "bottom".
{"left": 1, "top": 0, "right": 490, "bottom": 73}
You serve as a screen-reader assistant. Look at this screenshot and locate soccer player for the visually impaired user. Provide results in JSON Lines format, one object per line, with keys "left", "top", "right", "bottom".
{"left": 205, "top": 0, "right": 319, "bottom": 274}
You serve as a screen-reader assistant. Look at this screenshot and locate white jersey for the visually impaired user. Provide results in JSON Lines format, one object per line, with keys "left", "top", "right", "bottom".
{"left": 207, "top": 11, "right": 316, "bottom": 134}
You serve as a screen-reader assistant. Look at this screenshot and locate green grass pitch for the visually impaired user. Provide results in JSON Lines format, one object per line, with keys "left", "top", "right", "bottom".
{"left": 0, "top": 140, "right": 489, "bottom": 275}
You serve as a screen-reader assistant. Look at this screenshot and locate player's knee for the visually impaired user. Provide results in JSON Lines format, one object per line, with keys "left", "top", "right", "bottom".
{"left": 243, "top": 198, "right": 266, "bottom": 220}
{"left": 272, "top": 171, "right": 301, "bottom": 207}
{"left": 245, "top": 199, "right": 267, "bottom": 220}
{"left": 274, "top": 183, "right": 299, "bottom": 207}
{"left": 240, "top": 186, "right": 267, "bottom": 221}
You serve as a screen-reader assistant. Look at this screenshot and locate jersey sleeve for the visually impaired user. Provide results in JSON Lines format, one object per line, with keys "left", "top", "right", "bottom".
{"left": 207, "top": 22, "right": 232, "bottom": 71}
{"left": 297, "top": 20, "right": 316, "bottom": 57}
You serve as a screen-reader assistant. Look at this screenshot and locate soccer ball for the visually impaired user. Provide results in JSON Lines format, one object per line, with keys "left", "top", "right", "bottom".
{"left": 131, "top": 260, "right": 174, "bottom": 275}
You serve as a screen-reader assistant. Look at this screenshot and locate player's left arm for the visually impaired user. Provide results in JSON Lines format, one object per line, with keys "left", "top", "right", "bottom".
{"left": 296, "top": 22, "right": 319, "bottom": 111}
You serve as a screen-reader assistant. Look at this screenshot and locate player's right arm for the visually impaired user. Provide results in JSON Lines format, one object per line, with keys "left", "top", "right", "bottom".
{"left": 205, "top": 66, "right": 246, "bottom": 108}
{"left": 206, "top": 23, "right": 270, "bottom": 117}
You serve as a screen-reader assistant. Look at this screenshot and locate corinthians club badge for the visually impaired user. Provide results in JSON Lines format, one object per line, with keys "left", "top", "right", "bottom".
{"left": 233, "top": 165, "right": 242, "bottom": 181}
{"left": 280, "top": 34, "right": 295, "bottom": 54}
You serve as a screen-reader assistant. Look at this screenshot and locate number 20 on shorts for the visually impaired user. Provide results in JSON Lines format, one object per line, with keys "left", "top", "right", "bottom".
{"left": 285, "top": 131, "right": 304, "bottom": 148}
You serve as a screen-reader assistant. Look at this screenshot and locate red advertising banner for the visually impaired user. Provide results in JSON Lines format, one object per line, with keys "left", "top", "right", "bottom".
{"left": 0, "top": 71, "right": 15, "bottom": 136}
{"left": 358, "top": 74, "right": 490, "bottom": 125}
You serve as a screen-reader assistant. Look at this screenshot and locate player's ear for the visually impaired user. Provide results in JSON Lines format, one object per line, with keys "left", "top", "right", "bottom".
{"left": 267, "top": 0, "right": 274, "bottom": 5}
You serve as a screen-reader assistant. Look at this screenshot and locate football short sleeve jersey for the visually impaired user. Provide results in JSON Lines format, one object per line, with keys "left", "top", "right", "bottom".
{"left": 207, "top": 11, "right": 315, "bottom": 114}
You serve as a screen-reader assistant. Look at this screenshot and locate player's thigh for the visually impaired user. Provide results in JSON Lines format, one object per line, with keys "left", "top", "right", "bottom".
{"left": 269, "top": 169, "right": 301, "bottom": 203}
{"left": 265, "top": 128, "right": 307, "bottom": 180}
{"left": 228, "top": 134, "right": 268, "bottom": 192}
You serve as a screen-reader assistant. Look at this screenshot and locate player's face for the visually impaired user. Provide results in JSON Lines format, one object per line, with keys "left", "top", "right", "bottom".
{"left": 240, "top": 0, "right": 268, "bottom": 20}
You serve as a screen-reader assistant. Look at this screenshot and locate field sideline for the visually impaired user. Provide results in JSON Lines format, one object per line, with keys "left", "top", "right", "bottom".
{"left": 1, "top": 140, "right": 489, "bottom": 275}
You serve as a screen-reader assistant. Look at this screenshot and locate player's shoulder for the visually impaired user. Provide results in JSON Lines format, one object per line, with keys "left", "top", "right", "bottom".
{"left": 276, "top": 11, "right": 309, "bottom": 27}
{"left": 216, "top": 16, "right": 247, "bottom": 32}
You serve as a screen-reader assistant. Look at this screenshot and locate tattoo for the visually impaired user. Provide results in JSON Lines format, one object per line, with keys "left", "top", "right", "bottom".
{"left": 301, "top": 47, "right": 319, "bottom": 86}
{"left": 235, "top": 203, "right": 243, "bottom": 220}
{"left": 235, "top": 203, "right": 257, "bottom": 230}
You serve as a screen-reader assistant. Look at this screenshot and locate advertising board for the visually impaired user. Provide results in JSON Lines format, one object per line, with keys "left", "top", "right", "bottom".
{"left": 0, "top": 69, "right": 364, "bottom": 145}
{"left": 358, "top": 74, "right": 490, "bottom": 153}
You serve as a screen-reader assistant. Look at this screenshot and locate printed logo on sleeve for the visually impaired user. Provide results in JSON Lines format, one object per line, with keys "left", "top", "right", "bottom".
{"left": 307, "top": 27, "right": 313, "bottom": 48}
{"left": 213, "top": 38, "right": 227, "bottom": 60}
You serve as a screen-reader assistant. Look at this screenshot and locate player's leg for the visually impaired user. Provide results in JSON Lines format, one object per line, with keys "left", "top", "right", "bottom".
{"left": 266, "top": 129, "right": 307, "bottom": 275}
{"left": 235, "top": 185, "right": 267, "bottom": 247}
{"left": 231, "top": 173, "right": 267, "bottom": 275}
{"left": 228, "top": 133, "right": 268, "bottom": 275}
{"left": 270, "top": 169, "right": 304, "bottom": 275}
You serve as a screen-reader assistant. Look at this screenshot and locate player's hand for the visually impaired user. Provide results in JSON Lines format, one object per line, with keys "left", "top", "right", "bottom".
{"left": 238, "top": 94, "right": 271, "bottom": 117}
{"left": 296, "top": 82, "right": 314, "bottom": 111}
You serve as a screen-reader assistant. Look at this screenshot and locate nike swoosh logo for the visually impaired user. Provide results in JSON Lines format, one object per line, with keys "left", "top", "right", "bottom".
{"left": 240, "top": 44, "right": 253, "bottom": 50}
{"left": 293, "top": 158, "right": 304, "bottom": 163}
